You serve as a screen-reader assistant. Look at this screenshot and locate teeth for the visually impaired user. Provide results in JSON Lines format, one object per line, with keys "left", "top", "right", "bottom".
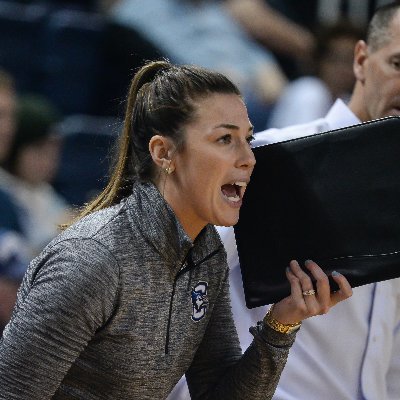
{"left": 226, "top": 195, "right": 240, "bottom": 202}
{"left": 234, "top": 181, "right": 247, "bottom": 187}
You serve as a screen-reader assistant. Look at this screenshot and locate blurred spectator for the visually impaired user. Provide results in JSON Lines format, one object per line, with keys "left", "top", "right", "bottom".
{"left": 265, "top": 0, "right": 393, "bottom": 78}
{"left": 224, "top": 0, "right": 316, "bottom": 79}
{"left": 109, "top": 0, "right": 288, "bottom": 130}
{"left": 2, "top": 94, "right": 71, "bottom": 257}
{"left": 268, "top": 21, "right": 363, "bottom": 128}
{"left": 0, "top": 69, "right": 29, "bottom": 335}
{"left": 0, "top": 68, "right": 24, "bottom": 234}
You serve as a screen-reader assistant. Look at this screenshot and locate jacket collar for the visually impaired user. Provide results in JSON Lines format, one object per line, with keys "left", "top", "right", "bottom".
{"left": 126, "top": 182, "right": 222, "bottom": 275}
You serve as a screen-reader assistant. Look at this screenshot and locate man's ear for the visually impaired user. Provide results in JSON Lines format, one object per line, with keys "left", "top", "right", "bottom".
{"left": 353, "top": 40, "right": 369, "bottom": 83}
{"left": 149, "top": 135, "right": 175, "bottom": 173}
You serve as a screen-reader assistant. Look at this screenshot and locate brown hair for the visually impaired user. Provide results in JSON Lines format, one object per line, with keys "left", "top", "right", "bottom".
{"left": 76, "top": 60, "right": 241, "bottom": 221}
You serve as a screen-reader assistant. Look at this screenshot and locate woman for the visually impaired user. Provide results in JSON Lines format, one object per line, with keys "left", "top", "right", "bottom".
{"left": 1, "top": 95, "right": 70, "bottom": 257}
{"left": 0, "top": 61, "right": 352, "bottom": 399}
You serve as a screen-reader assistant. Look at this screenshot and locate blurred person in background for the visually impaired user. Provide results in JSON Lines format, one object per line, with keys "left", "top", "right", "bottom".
{"left": 1, "top": 95, "right": 71, "bottom": 257}
{"left": 267, "top": 21, "right": 363, "bottom": 128}
{"left": 224, "top": 0, "right": 316, "bottom": 80}
{"left": 0, "top": 69, "right": 30, "bottom": 335}
{"left": 264, "top": 0, "right": 393, "bottom": 78}
{"left": 108, "top": 0, "right": 288, "bottom": 131}
{"left": 0, "top": 69, "right": 23, "bottom": 234}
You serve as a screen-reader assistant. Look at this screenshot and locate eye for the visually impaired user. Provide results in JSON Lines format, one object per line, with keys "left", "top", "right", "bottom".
{"left": 246, "top": 134, "right": 255, "bottom": 145}
{"left": 390, "top": 58, "right": 400, "bottom": 70}
{"left": 217, "top": 134, "right": 232, "bottom": 144}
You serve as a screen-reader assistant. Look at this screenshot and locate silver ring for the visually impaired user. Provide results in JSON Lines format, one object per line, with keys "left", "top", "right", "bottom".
{"left": 302, "top": 289, "right": 316, "bottom": 296}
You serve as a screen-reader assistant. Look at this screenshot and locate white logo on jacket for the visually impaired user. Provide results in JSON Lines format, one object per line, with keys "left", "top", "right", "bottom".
{"left": 191, "top": 281, "right": 208, "bottom": 321}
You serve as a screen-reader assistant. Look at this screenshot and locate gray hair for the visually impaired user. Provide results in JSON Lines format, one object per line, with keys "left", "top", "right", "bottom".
{"left": 367, "top": 2, "right": 400, "bottom": 52}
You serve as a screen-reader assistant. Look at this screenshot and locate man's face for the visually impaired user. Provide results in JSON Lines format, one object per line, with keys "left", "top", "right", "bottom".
{"left": 356, "top": 12, "right": 400, "bottom": 120}
{"left": 0, "top": 87, "right": 16, "bottom": 163}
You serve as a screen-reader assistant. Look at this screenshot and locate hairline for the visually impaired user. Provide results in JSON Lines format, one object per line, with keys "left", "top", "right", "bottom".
{"left": 367, "top": 5, "right": 400, "bottom": 52}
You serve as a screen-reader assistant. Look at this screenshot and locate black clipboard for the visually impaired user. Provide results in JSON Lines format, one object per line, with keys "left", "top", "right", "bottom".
{"left": 234, "top": 117, "right": 400, "bottom": 308}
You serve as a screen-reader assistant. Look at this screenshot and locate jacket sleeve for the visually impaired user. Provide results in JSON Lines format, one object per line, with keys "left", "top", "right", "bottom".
{"left": 186, "top": 268, "right": 296, "bottom": 400}
{"left": 0, "top": 238, "right": 120, "bottom": 400}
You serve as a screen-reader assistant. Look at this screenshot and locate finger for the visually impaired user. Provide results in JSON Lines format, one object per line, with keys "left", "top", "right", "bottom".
{"left": 288, "top": 260, "right": 320, "bottom": 314}
{"left": 330, "top": 271, "right": 353, "bottom": 305}
{"left": 285, "top": 262, "right": 304, "bottom": 300}
{"left": 303, "top": 260, "right": 330, "bottom": 313}
{"left": 289, "top": 260, "right": 314, "bottom": 290}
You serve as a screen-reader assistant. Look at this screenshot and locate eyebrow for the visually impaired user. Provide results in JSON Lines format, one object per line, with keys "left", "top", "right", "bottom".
{"left": 213, "top": 123, "right": 254, "bottom": 132}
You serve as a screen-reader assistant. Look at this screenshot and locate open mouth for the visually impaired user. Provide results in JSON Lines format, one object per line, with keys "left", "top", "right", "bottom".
{"left": 390, "top": 107, "right": 400, "bottom": 115}
{"left": 221, "top": 181, "right": 247, "bottom": 203}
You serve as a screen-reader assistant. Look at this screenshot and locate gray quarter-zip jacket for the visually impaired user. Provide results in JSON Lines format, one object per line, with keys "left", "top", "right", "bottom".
{"left": 0, "top": 182, "right": 295, "bottom": 399}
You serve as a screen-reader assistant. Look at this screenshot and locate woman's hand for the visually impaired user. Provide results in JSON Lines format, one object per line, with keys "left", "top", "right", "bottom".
{"left": 270, "top": 260, "right": 352, "bottom": 325}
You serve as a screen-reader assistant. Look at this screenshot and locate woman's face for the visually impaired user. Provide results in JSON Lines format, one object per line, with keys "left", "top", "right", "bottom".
{"left": 164, "top": 93, "right": 255, "bottom": 239}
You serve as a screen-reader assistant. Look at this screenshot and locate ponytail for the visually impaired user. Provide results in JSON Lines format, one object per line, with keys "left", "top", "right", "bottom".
{"left": 72, "top": 61, "right": 170, "bottom": 223}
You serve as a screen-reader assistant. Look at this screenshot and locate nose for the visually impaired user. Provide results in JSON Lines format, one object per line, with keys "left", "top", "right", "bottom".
{"left": 236, "top": 142, "right": 256, "bottom": 170}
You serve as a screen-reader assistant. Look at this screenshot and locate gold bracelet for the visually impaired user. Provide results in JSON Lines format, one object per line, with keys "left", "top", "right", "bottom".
{"left": 264, "top": 304, "right": 302, "bottom": 334}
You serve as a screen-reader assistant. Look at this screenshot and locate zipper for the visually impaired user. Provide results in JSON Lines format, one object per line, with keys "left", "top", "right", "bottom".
{"left": 165, "top": 249, "right": 191, "bottom": 355}
{"left": 164, "top": 245, "right": 223, "bottom": 354}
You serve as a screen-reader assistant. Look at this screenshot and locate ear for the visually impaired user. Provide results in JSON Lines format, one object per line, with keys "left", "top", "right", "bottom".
{"left": 148, "top": 135, "right": 175, "bottom": 173}
{"left": 353, "top": 40, "right": 369, "bottom": 83}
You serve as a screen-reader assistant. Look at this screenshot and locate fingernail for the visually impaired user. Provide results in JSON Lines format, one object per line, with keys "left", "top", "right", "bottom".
{"left": 304, "top": 259, "right": 314, "bottom": 265}
{"left": 286, "top": 266, "right": 291, "bottom": 273}
{"left": 332, "top": 271, "right": 341, "bottom": 276}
